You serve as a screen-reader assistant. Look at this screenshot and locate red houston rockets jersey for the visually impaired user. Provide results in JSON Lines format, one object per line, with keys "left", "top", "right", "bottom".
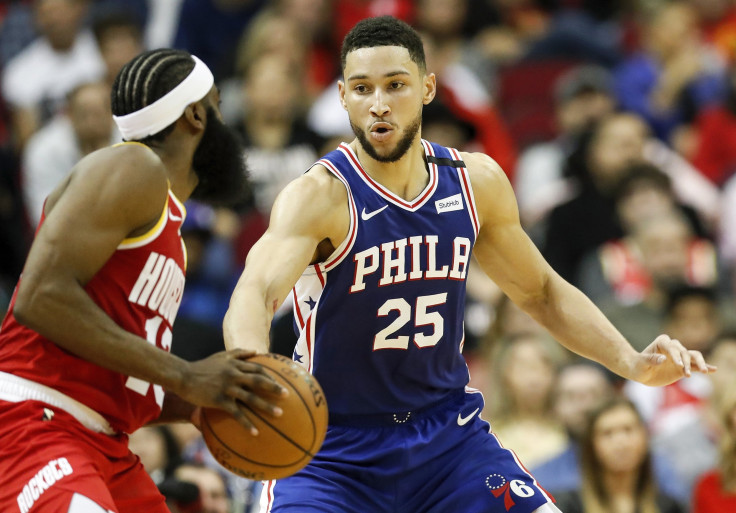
{"left": 0, "top": 182, "right": 187, "bottom": 434}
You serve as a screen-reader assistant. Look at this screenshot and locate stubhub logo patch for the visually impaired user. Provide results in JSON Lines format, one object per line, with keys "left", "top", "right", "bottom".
{"left": 435, "top": 194, "right": 464, "bottom": 214}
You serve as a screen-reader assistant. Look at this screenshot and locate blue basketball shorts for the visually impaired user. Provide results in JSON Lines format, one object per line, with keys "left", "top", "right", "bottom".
{"left": 259, "top": 389, "right": 557, "bottom": 513}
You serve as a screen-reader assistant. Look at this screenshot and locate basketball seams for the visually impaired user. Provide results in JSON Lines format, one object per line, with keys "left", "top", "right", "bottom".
{"left": 201, "top": 356, "right": 328, "bottom": 477}
{"left": 201, "top": 411, "right": 307, "bottom": 469}
{"left": 202, "top": 411, "right": 312, "bottom": 469}
{"left": 253, "top": 362, "right": 322, "bottom": 451}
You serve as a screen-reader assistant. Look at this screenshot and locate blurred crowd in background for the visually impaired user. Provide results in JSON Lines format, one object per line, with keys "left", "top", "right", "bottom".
{"left": 2, "top": 0, "right": 736, "bottom": 512}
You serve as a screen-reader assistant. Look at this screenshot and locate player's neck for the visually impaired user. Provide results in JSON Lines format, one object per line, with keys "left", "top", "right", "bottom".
{"left": 147, "top": 139, "right": 198, "bottom": 202}
{"left": 352, "top": 140, "right": 429, "bottom": 202}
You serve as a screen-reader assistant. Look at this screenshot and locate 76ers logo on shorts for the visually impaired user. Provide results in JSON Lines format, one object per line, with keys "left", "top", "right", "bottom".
{"left": 485, "top": 474, "right": 536, "bottom": 511}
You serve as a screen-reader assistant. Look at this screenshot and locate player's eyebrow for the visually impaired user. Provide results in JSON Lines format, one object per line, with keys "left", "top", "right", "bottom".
{"left": 347, "top": 70, "right": 411, "bottom": 81}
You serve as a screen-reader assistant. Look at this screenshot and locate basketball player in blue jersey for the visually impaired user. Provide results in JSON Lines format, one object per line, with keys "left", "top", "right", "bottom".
{"left": 224, "top": 16, "right": 715, "bottom": 513}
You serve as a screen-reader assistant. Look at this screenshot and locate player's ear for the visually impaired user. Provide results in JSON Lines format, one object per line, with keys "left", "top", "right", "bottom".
{"left": 423, "top": 73, "right": 436, "bottom": 105}
{"left": 183, "top": 101, "right": 206, "bottom": 132}
{"left": 337, "top": 81, "right": 348, "bottom": 111}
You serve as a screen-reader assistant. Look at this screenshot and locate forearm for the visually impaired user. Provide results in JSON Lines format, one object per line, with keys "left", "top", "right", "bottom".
{"left": 150, "top": 392, "right": 197, "bottom": 425}
{"left": 223, "top": 277, "right": 274, "bottom": 353}
{"left": 522, "top": 275, "right": 640, "bottom": 379}
{"left": 15, "top": 276, "right": 187, "bottom": 392}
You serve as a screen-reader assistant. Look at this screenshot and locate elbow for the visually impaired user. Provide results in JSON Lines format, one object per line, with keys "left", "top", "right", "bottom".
{"left": 13, "top": 287, "right": 33, "bottom": 328}
{"left": 517, "top": 272, "right": 555, "bottom": 315}
{"left": 12, "top": 280, "right": 44, "bottom": 331}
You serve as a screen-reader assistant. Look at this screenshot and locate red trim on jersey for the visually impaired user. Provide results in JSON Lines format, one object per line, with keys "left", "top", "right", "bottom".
{"left": 314, "top": 264, "right": 325, "bottom": 287}
{"left": 293, "top": 288, "right": 306, "bottom": 330}
{"left": 452, "top": 147, "right": 479, "bottom": 238}
{"left": 266, "top": 480, "right": 275, "bottom": 512}
{"left": 319, "top": 158, "right": 358, "bottom": 270}
{"left": 338, "top": 141, "right": 438, "bottom": 211}
{"left": 305, "top": 315, "right": 314, "bottom": 374}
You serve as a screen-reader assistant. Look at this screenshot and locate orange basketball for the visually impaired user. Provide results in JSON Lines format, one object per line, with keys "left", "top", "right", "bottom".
{"left": 201, "top": 353, "right": 328, "bottom": 481}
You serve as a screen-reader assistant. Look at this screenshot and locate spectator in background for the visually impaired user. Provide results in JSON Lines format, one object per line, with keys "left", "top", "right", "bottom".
{"left": 625, "top": 286, "right": 728, "bottom": 499}
{"left": 514, "top": 64, "right": 615, "bottom": 228}
{"left": 544, "top": 111, "right": 720, "bottom": 286}
{"left": 523, "top": 0, "right": 625, "bottom": 67}
{"left": 578, "top": 163, "right": 716, "bottom": 307}
{"left": 235, "top": 53, "right": 324, "bottom": 220}
{"left": 174, "top": 0, "right": 266, "bottom": 81}
{"left": 473, "top": 0, "right": 552, "bottom": 67}
{"left": 0, "top": 0, "right": 36, "bottom": 69}
{"left": 21, "top": 81, "right": 119, "bottom": 225}
{"left": 542, "top": 113, "right": 647, "bottom": 285}
{"left": 413, "top": 0, "right": 495, "bottom": 94}
{"left": 692, "top": 64, "right": 736, "bottom": 187}
{"left": 485, "top": 332, "right": 569, "bottom": 469}
{"left": 174, "top": 463, "right": 231, "bottom": 513}
{"left": 530, "top": 361, "right": 617, "bottom": 491}
{"left": 689, "top": 0, "right": 736, "bottom": 65}
{"left": 419, "top": 13, "right": 518, "bottom": 176}
{"left": 719, "top": 173, "right": 736, "bottom": 289}
{"left": 613, "top": 1, "right": 724, "bottom": 147}
{"left": 554, "top": 398, "right": 685, "bottom": 513}
{"left": 178, "top": 430, "right": 262, "bottom": 513}
{"left": 692, "top": 386, "right": 736, "bottom": 513}
{"left": 128, "top": 425, "right": 183, "bottom": 486}
{"left": 707, "top": 332, "right": 736, "bottom": 418}
{"left": 91, "top": 5, "right": 146, "bottom": 89}
{"left": 531, "top": 360, "right": 687, "bottom": 504}
{"left": 332, "top": 0, "right": 414, "bottom": 49}
{"left": 2, "top": 0, "right": 104, "bottom": 150}
{"left": 420, "top": 99, "right": 477, "bottom": 151}
{"left": 272, "top": 0, "right": 338, "bottom": 104}
{"left": 604, "top": 218, "right": 715, "bottom": 351}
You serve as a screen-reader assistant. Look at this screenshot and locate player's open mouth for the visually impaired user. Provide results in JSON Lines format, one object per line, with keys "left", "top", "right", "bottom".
{"left": 370, "top": 123, "right": 393, "bottom": 142}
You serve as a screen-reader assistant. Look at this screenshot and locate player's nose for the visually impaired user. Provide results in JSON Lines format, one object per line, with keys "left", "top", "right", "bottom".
{"left": 369, "top": 90, "right": 390, "bottom": 117}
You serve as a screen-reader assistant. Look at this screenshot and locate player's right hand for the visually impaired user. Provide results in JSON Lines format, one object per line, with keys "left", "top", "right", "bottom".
{"left": 175, "top": 349, "right": 288, "bottom": 434}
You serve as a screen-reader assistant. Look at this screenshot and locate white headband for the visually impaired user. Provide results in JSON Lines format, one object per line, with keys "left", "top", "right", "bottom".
{"left": 113, "top": 55, "right": 214, "bottom": 141}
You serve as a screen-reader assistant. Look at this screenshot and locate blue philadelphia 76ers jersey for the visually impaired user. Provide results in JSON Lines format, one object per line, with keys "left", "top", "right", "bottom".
{"left": 291, "top": 140, "right": 480, "bottom": 416}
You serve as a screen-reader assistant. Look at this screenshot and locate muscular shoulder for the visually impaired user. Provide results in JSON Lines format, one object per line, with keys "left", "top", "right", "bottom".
{"left": 458, "top": 151, "right": 519, "bottom": 227}
{"left": 47, "top": 143, "right": 169, "bottom": 233}
{"left": 268, "top": 163, "right": 349, "bottom": 249}
{"left": 275, "top": 163, "right": 346, "bottom": 211}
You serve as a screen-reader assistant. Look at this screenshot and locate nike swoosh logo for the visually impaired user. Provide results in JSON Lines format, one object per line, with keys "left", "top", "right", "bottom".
{"left": 361, "top": 205, "right": 388, "bottom": 221}
{"left": 168, "top": 211, "right": 182, "bottom": 222}
{"left": 457, "top": 407, "right": 480, "bottom": 426}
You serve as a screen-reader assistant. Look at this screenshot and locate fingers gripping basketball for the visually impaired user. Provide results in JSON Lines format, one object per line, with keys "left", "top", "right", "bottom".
{"left": 201, "top": 353, "right": 328, "bottom": 480}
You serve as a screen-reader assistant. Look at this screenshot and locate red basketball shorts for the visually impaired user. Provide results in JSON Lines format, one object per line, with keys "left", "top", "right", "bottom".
{"left": 0, "top": 400, "right": 169, "bottom": 513}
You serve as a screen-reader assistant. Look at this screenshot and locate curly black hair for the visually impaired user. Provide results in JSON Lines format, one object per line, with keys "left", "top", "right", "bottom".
{"left": 340, "top": 16, "right": 426, "bottom": 75}
{"left": 110, "top": 49, "right": 195, "bottom": 143}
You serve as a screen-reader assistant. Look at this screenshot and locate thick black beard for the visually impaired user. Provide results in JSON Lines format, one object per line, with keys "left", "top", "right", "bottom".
{"left": 190, "top": 108, "right": 249, "bottom": 206}
{"left": 351, "top": 110, "right": 422, "bottom": 163}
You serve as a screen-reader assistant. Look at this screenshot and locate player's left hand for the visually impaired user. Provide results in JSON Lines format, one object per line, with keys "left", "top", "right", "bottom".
{"left": 631, "top": 334, "right": 717, "bottom": 387}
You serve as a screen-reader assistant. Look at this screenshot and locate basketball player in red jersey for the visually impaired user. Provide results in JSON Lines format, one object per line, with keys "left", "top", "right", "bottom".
{"left": 0, "top": 49, "right": 287, "bottom": 513}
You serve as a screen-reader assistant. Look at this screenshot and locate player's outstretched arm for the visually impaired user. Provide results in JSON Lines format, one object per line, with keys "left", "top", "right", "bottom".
{"left": 224, "top": 165, "right": 349, "bottom": 353}
{"left": 13, "top": 145, "right": 285, "bottom": 430}
{"left": 464, "top": 152, "right": 715, "bottom": 386}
